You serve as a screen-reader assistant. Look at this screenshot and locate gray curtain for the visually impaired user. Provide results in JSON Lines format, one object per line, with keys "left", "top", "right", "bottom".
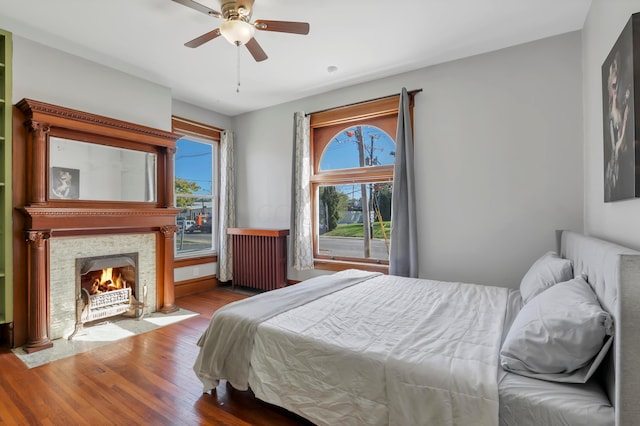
{"left": 389, "top": 88, "right": 419, "bottom": 277}
{"left": 217, "top": 130, "right": 236, "bottom": 282}
{"left": 291, "top": 112, "right": 314, "bottom": 270}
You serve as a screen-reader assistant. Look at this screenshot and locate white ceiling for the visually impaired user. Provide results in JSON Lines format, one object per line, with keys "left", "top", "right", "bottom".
{"left": 0, "top": 0, "right": 591, "bottom": 117}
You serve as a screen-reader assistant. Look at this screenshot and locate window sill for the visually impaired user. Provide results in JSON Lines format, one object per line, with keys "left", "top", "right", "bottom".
{"left": 174, "top": 254, "right": 218, "bottom": 268}
{"left": 314, "top": 259, "right": 388, "bottom": 274}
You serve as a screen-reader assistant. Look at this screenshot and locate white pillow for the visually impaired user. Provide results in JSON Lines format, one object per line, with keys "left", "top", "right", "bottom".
{"left": 500, "top": 276, "right": 613, "bottom": 383}
{"left": 519, "top": 251, "right": 573, "bottom": 304}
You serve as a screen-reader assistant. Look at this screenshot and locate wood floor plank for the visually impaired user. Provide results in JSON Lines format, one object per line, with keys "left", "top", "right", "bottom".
{"left": 0, "top": 288, "right": 311, "bottom": 425}
{"left": 0, "top": 384, "right": 32, "bottom": 424}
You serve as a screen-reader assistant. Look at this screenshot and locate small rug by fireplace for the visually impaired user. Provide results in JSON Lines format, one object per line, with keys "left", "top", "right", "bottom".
{"left": 11, "top": 308, "right": 198, "bottom": 369}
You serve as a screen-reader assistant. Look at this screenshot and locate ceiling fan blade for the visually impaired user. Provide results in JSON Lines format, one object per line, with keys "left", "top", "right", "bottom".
{"left": 171, "top": 0, "right": 222, "bottom": 18}
{"left": 254, "top": 20, "right": 310, "bottom": 35}
{"left": 245, "top": 38, "right": 268, "bottom": 62}
{"left": 185, "top": 28, "right": 222, "bottom": 48}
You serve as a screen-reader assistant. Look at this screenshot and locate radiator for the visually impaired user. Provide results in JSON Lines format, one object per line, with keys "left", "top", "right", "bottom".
{"left": 228, "top": 228, "right": 289, "bottom": 291}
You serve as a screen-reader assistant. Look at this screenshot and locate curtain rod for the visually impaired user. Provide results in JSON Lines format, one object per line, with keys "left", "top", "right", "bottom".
{"left": 305, "top": 88, "right": 422, "bottom": 116}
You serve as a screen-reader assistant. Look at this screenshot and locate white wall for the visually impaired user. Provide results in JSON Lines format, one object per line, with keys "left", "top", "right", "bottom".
{"left": 11, "top": 36, "right": 171, "bottom": 130}
{"left": 10, "top": 38, "right": 235, "bottom": 133}
{"left": 582, "top": 0, "right": 640, "bottom": 250}
{"left": 233, "top": 32, "right": 584, "bottom": 287}
{"left": 172, "top": 99, "right": 233, "bottom": 131}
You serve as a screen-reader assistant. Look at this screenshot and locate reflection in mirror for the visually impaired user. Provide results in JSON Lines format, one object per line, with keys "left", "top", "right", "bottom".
{"left": 49, "top": 137, "right": 157, "bottom": 202}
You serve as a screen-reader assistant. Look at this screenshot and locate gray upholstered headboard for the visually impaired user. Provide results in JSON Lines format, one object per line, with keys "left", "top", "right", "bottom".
{"left": 559, "top": 231, "right": 640, "bottom": 426}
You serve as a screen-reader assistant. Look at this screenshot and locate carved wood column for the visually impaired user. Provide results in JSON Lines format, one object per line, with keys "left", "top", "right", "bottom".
{"left": 159, "top": 225, "right": 179, "bottom": 313}
{"left": 24, "top": 230, "right": 53, "bottom": 353}
{"left": 26, "top": 121, "right": 49, "bottom": 205}
{"left": 165, "top": 146, "right": 176, "bottom": 208}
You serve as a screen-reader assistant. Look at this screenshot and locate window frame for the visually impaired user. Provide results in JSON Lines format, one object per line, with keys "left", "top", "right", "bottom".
{"left": 309, "top": 95, "right": 413, "bottom": 273}
{"left": 171, "top": 116, "right": 222, "bottom": 266}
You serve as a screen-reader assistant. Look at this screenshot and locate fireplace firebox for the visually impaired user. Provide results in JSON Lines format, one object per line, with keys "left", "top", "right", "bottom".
{"left": 68, "top": 253, "right": 147, "bottom": 340}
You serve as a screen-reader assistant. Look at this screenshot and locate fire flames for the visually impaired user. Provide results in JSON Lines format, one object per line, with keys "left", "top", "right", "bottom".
{"left": 90, "top": 268, "right": 128, "bottom": 294}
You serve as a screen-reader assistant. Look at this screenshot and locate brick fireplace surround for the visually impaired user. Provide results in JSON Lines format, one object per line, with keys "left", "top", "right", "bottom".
{"left": 11, "top": 99, "right": 181, "bottom": 352}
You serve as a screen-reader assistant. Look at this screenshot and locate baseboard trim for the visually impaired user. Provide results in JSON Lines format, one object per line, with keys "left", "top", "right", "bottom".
{"left": 175, "top": 275, "right": 219, "bottom": 298}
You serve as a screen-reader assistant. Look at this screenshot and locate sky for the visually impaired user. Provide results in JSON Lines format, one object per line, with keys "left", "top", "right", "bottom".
{"left": 320, "top": 125, "right": 396, "bottom": 171}
{"left": 175, "top": 138, "right": 214, "bottom": 195}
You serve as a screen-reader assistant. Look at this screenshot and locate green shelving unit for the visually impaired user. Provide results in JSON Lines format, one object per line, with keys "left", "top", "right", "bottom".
{"left": 0, "top": 29, "right": 13, "bottom": 329}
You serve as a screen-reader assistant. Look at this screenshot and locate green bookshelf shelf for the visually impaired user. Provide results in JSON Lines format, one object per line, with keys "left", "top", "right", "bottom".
{"left": 0, "top": 28, "right": 13, "bottom": 327}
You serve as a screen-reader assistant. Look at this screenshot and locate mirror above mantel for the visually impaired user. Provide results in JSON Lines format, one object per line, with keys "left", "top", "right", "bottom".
{"left": 14, "top": 98, "right": 178, "bottom": 211}
{"left": 49, "top": 137, "right": 157, "bottom": 203}
{"left": 13, "top": 98, "right": 182, "bottom": 230}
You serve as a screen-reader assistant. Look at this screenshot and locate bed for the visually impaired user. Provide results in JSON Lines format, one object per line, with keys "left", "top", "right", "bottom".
{"left": 193, "top": 231, "right": 640, "bottom": 425}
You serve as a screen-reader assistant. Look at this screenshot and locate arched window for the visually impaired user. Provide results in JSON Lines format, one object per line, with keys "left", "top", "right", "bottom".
{"left": 309, "top": 95, "right": 414, "bottom": 271}
{"left": 319, "top": 125, "right": 396, "bottom": 171}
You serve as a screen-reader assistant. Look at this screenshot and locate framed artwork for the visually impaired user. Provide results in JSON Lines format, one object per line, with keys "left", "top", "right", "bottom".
{"left": 602, "top": 13, "right": 640, "bottom": 202}
{"left": 49, "top": 167, "right": 80, "bottom": 199}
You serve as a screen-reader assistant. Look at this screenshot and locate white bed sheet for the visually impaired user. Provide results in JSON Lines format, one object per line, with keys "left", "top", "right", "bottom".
{"left": 497, "top": 288, "right": 614, "bottom": 426}
{"left": 499, "top": 372, "right": 614, "bottom": 426}
{"left": 248, "top": 274, "right": 509, "bottom": 426}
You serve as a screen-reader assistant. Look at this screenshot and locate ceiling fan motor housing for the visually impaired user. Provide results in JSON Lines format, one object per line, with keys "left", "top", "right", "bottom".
{"left": 221, "top": 0, "right": 252, "bottom": 22}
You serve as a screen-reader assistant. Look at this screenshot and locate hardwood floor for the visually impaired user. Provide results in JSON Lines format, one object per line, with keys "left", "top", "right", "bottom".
{"left": 0, "top": 287, "right": 314, "bottom": 425}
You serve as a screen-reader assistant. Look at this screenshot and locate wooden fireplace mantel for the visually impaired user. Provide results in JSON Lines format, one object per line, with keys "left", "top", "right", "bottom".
{"left": 12, "top": 99, "right": 182, "bottom": 351}
{"left": 21, "top": 207, "right": 180, "bottom": 231}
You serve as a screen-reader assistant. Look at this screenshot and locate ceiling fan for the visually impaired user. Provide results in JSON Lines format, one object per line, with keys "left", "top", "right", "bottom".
{"left": 172, "top": 0, "right": 310, "bottom": 62}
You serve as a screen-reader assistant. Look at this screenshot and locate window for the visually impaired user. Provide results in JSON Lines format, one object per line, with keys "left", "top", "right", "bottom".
{"left": 172, "top": 116, "right": 221, "bottom": 259}
{"left": 310, "top": 95, "right": 412, "bottom": 271}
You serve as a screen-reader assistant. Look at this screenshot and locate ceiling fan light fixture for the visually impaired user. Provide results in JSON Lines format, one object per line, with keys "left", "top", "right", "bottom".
{"left": 220, "top": 20, "right": 255, "bottom": 45}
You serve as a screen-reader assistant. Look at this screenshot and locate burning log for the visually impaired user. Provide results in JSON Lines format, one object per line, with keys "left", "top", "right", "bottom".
{"left": 88, "top": 268, "right": 129, "bottom": 294}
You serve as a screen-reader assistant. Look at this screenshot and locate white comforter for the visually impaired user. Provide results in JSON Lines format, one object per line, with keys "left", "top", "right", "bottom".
{"left": 193, "top": 269, "right": 381, "bottom": 391}
{"left": 248, "top": 273, "right": 509, "bottom": 426}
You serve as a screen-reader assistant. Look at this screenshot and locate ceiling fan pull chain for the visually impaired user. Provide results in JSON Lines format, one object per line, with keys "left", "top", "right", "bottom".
{"left": 236, "top": 44, "right": 241, "bottom": 93}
